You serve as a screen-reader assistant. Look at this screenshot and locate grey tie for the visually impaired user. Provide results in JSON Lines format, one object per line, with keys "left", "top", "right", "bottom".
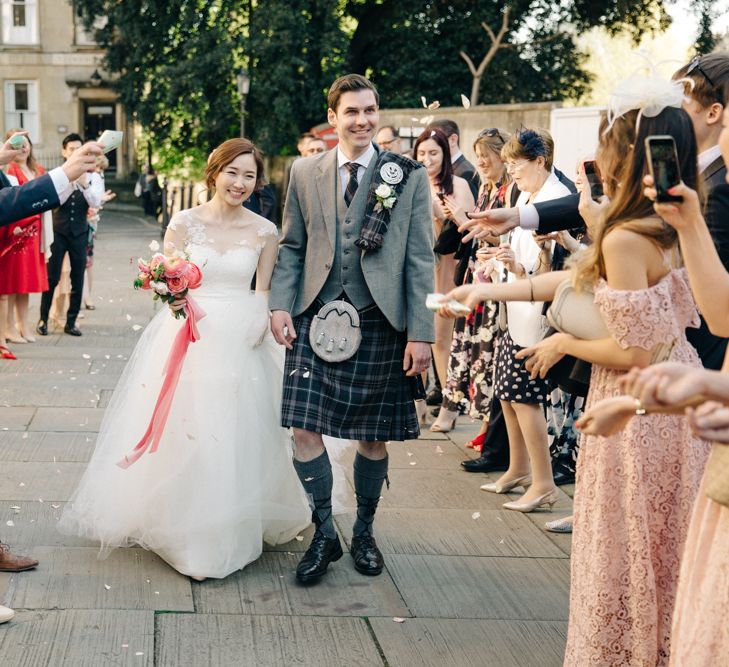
{"left": 344, "top": 162, "right": 359, "bottom": 207}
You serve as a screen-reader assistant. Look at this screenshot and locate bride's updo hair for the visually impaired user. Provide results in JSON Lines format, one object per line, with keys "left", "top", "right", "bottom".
{"left": 205, "top": 138, "right": 266, "bottom": 192}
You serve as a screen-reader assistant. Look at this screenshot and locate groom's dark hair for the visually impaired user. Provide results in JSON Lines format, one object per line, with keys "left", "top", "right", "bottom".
{"left": 327, "top": 74, "right": 379, "bottom": 112}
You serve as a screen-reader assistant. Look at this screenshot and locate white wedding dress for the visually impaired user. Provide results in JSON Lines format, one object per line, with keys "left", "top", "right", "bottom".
{"left": 59, "top": 209, "right": 311, "bottom": 578}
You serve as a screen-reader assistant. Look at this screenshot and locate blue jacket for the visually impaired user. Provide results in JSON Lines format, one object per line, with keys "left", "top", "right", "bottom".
{"left": 0, "top": 169, "right": 60, "bottom": 227}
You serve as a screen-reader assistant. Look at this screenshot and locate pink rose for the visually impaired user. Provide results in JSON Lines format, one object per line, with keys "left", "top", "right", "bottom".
{"left": 149, "top": 253, "right": 165, "bottom": 271}
{"left": 137, "top": 258, "right": 150, "bottom": 272}
{"left": 138, "top": 272, "right": 152, "bottom": 290}
{"left": 163, "top": 257, "right": 187, "bottom": 278}
{"left": 186, "top": 263, "right": 202, "bottom": 290}
{"left": 166, "top": 275, "right": 189, "bottom": 294}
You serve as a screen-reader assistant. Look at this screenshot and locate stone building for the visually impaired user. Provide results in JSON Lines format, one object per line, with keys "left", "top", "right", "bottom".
{"left": 0, "top": 0, "right": 133, "bottom": 175}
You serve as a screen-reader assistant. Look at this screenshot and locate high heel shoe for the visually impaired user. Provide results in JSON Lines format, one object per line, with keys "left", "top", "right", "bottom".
{"left": 5, "top": 334, "right": 26, "bottom": 344}
{"left": 0, "top": 345, "right": 17, "bottom": 360}
{"left": 415, "top": 399, "right": 429, "bottom": 426}
{"left": 480, "top": 473, "right": 532, "bottom": 494}
{"left": 430, "top": 409, "right": 458, "bottom": 433}
{"left": 503, "top": 488, "right": 559, "bottom": 513}
{"left": 465, "top": 432, "right": 486, "bottom": 450}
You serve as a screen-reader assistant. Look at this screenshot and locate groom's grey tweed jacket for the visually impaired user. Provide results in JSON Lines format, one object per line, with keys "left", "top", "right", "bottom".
{"left": 270, "top": 145, "right": 435, "bottom": 342}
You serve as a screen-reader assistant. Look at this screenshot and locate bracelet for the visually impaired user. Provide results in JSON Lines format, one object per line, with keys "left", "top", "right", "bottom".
{"left": 634, "top": 398, "right": 647, "bottom": 416}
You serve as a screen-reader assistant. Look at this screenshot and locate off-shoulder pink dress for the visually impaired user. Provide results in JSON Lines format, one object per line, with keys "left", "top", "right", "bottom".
{"left": 564, "top": 269, "right": 712, "bottom": 667}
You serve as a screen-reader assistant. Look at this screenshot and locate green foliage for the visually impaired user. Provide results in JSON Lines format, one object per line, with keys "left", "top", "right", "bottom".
{"left": 73, "top": 0, "right": 672, "bottom": 159}
{"left": 693, "top": 0, "right": 717, "bottom": 54}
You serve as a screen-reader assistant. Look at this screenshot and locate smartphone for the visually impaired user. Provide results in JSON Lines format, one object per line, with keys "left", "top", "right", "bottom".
{"left": 583, "top": 160, "right": 603, "bottom": 199}
{"left": 645, "top": 135, "right": 683, "bottom": 202}
{"left": 499, "top": 232, "right": 510, "bottom": 245}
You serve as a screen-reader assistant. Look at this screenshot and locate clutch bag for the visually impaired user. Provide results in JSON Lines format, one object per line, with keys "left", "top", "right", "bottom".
{"left": 546, "top": 280, "right": 609, "bottom": 340}
{"left": 309, "top": 300, "right": 362, "bottom": 363}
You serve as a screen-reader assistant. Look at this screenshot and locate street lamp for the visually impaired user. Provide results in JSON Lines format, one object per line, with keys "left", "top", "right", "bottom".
{"left": 89, "top": 69, "right": 103, "bottom": 87}
{"left": 236, "top": 70, "right": 250, "bottom": 138}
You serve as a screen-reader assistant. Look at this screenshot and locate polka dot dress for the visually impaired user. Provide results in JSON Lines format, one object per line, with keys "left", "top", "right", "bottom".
{"left": 494, "top": 332, "right": 550, "bottom": 404}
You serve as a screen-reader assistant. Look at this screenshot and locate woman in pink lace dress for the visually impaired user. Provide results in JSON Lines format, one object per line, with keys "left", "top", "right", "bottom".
{"left": 440, "top": 95, "right": 712, "bottom": 664}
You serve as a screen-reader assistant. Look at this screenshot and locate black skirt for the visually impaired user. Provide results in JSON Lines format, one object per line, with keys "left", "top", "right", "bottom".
{"left": 281, "top": 302, "right": 421, "bottom": 441}
{"left": 494, "top": 331, "right": 550, "bottom": 404}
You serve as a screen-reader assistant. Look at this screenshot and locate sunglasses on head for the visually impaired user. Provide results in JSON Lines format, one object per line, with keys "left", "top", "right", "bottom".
{"left": 477, "top": 128, "right": 505, "bottom": 143}
{"left": 687, "top": 55, "right": 716, "bottom": 90}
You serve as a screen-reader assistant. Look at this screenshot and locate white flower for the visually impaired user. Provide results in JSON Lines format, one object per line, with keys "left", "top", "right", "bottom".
{"left": 383, "top": 196, "right": 397, "bottom": 209}
{"left": 148, "top": 240, "right": 160, "bottom": 252}
{"left": 375, "top": 183, "right": 391, "bottom": 198}
{"left": 151, "top": 281, "right": 169, "bottom": 295}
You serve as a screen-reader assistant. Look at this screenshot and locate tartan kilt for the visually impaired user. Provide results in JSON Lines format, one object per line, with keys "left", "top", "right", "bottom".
{"left": 281, "top": 303, "right": 422, "bottom": 441}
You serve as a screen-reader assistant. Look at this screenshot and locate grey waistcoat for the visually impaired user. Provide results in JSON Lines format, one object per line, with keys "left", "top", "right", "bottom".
{"left": 317, "top": 183, "right": 374, "bottom": 308}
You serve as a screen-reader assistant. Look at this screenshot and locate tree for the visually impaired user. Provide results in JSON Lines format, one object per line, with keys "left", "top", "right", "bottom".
{"left": 693, "top": 0, "right": 718, "bottom": 54}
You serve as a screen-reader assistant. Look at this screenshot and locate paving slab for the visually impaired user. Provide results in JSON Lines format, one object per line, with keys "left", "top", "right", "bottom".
{"left": 157, "top": 613, "right": 382, "bottom": 667}
{"left": 385, "top": 554, "right": 570, "bottom": 620}
{"left": 338, "top": 509, "right": 566, "bottom": 558}
{"left": 28, "top": 407, "right": 104, "bottom": 432}
{"left": 6, "top": 346, "right": 131, "bottom": 361}
{"left": 378, "top": 469, "right": 526, "bottom": 510}
{"left": 0, "top": 609, "right": 154, "bottom": 667}
{"left": 0, "top": 501, "right": 95, "bottom": 548}
{"left": 336, "top": 438, "right": 469, "bottom": 470}
{"left": 1, "top": 547, "right": 193, "bottom": 611}
{"left": 0, "top": 431, "right": 96, "bottom": 462}
{"left": 0, "top": 461, "right": 85, "bottom": 502}
{"left": 0, "top": 358, "right": 94, "bottom": 375}
{"left": 371, "top": 617, "right": 567, "bottom": 667}
{"left": 0, "top": 407, "right": 36, "bottom": 430}
{"left": 192, "top": 552, "right": 409, "bottom": 617}
{"left": 0, "top": 384, "right": 111, "bottom": 409}
{"left": 524, "top": 510, "right": 573, "bottom": 557}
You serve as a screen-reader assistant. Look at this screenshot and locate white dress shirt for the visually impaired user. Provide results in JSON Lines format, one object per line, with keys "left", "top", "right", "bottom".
{"left": 451, "top": 150, "right": 463, "bottom": 164}
{"left": 337, "top": 143, "right": 375, "bottom": 196}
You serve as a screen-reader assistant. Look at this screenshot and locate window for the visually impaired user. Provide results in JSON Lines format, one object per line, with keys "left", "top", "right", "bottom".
{"left": 4, "top": 80, "right": 39, "bottom": 141}
{"left": 1, "top": 0, "right": 38, "bottom": 44}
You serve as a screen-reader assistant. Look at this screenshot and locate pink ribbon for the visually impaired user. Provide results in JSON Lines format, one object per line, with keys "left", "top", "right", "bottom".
{"left": 117, "top": 296, "right": 206, "bottom": 469}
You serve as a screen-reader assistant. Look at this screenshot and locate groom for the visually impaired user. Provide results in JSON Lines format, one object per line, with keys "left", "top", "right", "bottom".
{"left": 270, "top": 74, "right": 435, "bottom": 583}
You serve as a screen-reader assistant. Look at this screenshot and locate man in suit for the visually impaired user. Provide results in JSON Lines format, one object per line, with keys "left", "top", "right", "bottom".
{"left": 37, "top": 134, "right": 104, "bottom": 337}
{"left": 0, "top": 133, "right": 102, "bottom": 228}
{"left": 270, "top": 74, "right": 434, "bottom": 584}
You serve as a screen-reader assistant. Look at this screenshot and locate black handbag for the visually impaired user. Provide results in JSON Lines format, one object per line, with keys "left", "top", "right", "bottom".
{"left": 542, "top": 327, "right": 592, "bottom": 396}
{"left": 433, "top": 219, "right": 462, "bottom": 255}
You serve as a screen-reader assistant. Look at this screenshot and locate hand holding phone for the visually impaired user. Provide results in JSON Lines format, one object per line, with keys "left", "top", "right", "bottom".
{"left": 583, "top": 160, "right": 603, "bottom": 200}
{"left": 645, "top": 135, "right": 683, "bottom": 203}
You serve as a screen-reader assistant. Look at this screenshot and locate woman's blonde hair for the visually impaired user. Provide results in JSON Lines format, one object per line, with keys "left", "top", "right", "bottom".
{"left": 473, "top": 128, "right": 510, "bottom": 193}
{"left": 5, "top": 128, "right": 38, "bottom": 175}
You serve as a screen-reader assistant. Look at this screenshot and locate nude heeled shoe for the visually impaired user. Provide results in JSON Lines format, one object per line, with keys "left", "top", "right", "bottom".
{"left": 430, "top": 408, "right": 458, "bottom": 433}
{"left": 503, "top": 489, "right": 559, "bottom": 513}
{"left": 415, "top": 399, "right": 429, "bottom": 426}
{"left": 480, "top": 473, "right": 532, "bottom": 494}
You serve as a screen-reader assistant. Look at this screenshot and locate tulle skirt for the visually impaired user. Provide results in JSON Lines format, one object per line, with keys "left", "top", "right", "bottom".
{"left": 59, "top": 292, "right": 311, "bottom": 578}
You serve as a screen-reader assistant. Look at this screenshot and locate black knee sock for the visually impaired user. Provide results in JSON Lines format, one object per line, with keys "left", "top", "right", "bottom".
{"left": 293, "top": 451, "right": 336, "bottom": 539}
{"left": 353, "top": 453, "right": 389, "bottom": 537}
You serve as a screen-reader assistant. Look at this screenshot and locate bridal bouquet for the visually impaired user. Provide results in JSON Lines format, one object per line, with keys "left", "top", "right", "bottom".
{"left": 134, "top": 241, "right": 202, "bottom": 318}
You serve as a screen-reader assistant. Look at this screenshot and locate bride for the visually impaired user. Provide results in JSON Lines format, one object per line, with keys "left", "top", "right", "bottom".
{"left": 59, "top": 138, "right": 310, "bottom": 579}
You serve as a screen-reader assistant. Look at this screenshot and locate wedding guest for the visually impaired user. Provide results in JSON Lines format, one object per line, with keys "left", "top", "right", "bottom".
{"left": 0, "top": 131, "right": 48, "bottom": 351}
{"left": 429, "top": 119, "right": 479, "bottom": 200}
{"left": 297, "top": 132, "right": 315, "bottom": 157}
{"left": 441, "top": 80, "right": 711, "bottom": 665}
{"left": 431, "top": 128, "right": 511, "bottom": 448}
{"left": 0, "top": 539, "right": 38, "bottom": 624}
{"left": 414, "top": 127, "right": 474, "bottom": 431}
{"left": 475, "top": 128, "right": 567, "bottom": 511}
{"left": 304, "top": 137, "right": 327, "bottom": 156}
{"left": 375, "top": 126, "right": 404, "bottom": 155}
{"left": 37, "top": 134, "right": 104, "bottom": 338}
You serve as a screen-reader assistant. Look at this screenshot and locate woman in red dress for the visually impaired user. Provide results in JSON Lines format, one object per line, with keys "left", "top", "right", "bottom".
{"left": 0, "top": 131, "right": 48, "bottom": 356}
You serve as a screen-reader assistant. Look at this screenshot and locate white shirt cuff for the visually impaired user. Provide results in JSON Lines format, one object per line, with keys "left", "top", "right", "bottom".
{"left": 518, "top": 204, "right": 539, "bottom": 231}
{"left": 49, "top": 167, "right": 73, "bottom": 205}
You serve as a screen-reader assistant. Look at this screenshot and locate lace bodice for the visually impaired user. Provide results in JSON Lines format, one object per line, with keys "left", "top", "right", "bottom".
{"left": 166, "top": 208, "right": 278, "bottom": 300}
{"left": 594, "top": 267, "right": 700, "bottom": 350}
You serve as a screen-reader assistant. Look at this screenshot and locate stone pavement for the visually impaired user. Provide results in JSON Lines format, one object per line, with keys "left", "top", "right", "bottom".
{"left": 0, "top": 204, "right": 573, "bottom": 666}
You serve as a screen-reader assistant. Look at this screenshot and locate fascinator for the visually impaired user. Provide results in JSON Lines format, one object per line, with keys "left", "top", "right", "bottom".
{"left": 515, "top": 128, "right": 546, "bottom": 159}
{"left": 605, "top": 53, "right": 691, "bottom": 133}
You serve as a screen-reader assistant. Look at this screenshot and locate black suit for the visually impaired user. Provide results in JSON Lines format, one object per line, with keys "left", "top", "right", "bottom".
{"left": 452, "top": 154, "right": 480, "bottom": 201}
{"left": 39, "top": 188, "right": 90, "bottom": 328}
{"left": 531, "top": 157, "right": 729, "bottom": 370}
{"left": 0, "top": 170, "right": 59, "bottom": 227}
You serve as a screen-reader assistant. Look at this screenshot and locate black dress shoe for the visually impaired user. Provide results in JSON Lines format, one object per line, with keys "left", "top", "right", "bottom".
{"left": 461, "top": 455, "right": 509, "bottom": 473}
{"left": 425, "top": 388, "right": 442, "bottom": 406}
{"left": 64, "top": 324, "right": 82, "bottom": 337}
{"left": 84, "top": 303, "right": 96, "bottom": 311}
{"left": 36, "top": 321, "right": 48, "bottom": 336}
{"left": 552, "top": 470, "right": 576, "bottom": 486}
{"left": 296, "top": 532, "right": 343, "bottom": 584}
{"left": 350, "top": 534, "right": 384, "bottom": 576}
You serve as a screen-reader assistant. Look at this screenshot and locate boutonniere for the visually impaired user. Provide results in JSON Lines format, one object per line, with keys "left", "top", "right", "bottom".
{"left": 374, "top": 183, "right": 397, "bottom": 211}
